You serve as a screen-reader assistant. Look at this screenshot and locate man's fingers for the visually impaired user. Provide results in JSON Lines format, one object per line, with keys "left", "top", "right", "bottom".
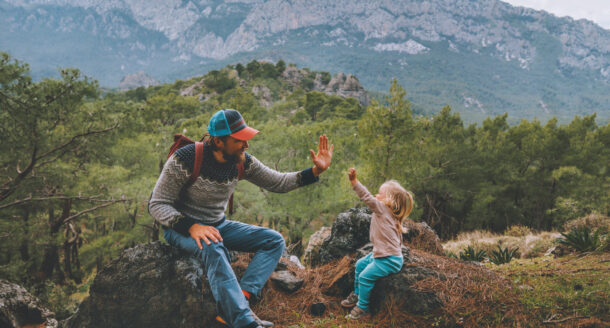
{"left": 212, "top": 229, "right": 223, "bottom": 242}
{"left": 196, "top": 238, "right": 203, "bottom": 250}
{"left": 309, "top": 149, "right": 316, "bottom": 159}
{"left": 202, "top": 236, "right": 211, "bottom": 246}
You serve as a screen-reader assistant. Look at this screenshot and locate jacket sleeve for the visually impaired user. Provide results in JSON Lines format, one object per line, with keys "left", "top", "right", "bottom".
{"left": 148, "top": 155, "right": 196, "bottom": 232}
{"left": 243, "top": 154, "right": 318, "bottom": 193}
{"left": 352, "top": 181, "right": 384, "bottom": 214}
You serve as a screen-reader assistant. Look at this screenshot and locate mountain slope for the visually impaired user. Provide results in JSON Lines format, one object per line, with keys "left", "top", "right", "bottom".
{"left": 1, "top": 0, "right": 609, "bottom": 122}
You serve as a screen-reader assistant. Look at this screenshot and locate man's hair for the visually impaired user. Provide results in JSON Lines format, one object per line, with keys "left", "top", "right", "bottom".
{"left": 207, "top": 135, "right": 229, "bottom": 151}
{"left": 379, "top": 180, "right": 414, "bottom": 233}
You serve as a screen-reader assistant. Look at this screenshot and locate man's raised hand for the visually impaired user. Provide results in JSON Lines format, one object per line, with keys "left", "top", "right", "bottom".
{"left": 310, "top": 134, "right": 334, "bottom": 176}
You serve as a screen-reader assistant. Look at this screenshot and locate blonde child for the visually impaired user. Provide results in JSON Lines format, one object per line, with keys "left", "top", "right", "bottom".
{"left": 342, "top": 168, "right": 414, "bottom": 320}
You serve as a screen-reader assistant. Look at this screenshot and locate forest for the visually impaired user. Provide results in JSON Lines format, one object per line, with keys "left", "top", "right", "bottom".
{"left": 0, "top": 52, "right": 608, "bottom": 319}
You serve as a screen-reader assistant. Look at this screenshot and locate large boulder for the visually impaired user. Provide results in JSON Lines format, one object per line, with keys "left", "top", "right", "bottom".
{"left": 61, "top": 242, "right": 215, "bottom": 328}
{"left": 0, "top": 279, "right": 58, "bottom": 328}
{"left": 315, "top": 208, "right": 372, "bottom": 266}
{"left": 402, "top": 219, "right": 444, "bottom": 255}
{"left": 312, "top": 208, "right": 445, "bottom": 315}
{"left": 310, "top": 208, "right": 444, "bottom": 266}
{"left": 320, "top": 243, "right": 443, "bottom": 315}
{"left": 302, "top": 226, "right": 331, "bottom": 266}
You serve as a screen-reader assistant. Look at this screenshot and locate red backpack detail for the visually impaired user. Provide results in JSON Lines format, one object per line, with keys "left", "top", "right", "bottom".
{"left": 168, "top": 134, "right": 244, "bottom": 215}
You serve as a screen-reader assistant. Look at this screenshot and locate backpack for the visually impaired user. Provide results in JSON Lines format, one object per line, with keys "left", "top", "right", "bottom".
{"left": 168, "top": 134, "right": 244, "bottom": 215}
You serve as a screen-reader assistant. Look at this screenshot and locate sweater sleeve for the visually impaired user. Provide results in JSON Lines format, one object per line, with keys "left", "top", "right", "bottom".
{"left": 244, "top": 155, "right": 318, "bottom": 193}
{"left": 148, "top": 155, "right": 195, "bottom": 231}
{"left": 352, "top": 182, "right": 384, "bottom": 214}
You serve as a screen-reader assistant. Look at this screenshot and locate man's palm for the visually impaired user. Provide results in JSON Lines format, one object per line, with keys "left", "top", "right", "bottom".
{"left": 310, "top": 134, "right": 333, "bottom": 172}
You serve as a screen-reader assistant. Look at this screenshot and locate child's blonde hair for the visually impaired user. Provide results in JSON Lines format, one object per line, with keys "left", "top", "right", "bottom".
{"left": 379, "top": 180, "right": 414, "bottom": 234}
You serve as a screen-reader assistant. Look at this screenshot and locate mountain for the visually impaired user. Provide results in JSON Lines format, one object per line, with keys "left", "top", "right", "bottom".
{"left": 1, "top": 0, "right": 609, "bottom": 122}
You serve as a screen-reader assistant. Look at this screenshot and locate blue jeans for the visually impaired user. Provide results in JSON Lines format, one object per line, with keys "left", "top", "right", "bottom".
{"left": 164, "top": 219, "right": 285, "bottom": 328}
{"left": 354, "top": 252, "right": 403, "bottom": 312}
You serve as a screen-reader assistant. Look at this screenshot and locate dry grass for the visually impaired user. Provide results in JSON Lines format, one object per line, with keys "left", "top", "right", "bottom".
{"left": 443, "top": 230, "right": 561, "bottom": 259}
{"left": 230, "top": 249, "right": 538, "bottom": 327}
{"left": 564, "top": 213, "right": 610, "bottom": 233}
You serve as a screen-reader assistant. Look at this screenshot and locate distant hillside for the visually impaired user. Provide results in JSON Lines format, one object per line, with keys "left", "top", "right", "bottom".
{"left": 1, "top": 0, "right": 609, "bottom": 122}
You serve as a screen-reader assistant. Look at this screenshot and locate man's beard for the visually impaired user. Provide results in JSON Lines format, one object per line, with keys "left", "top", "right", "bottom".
{"left": 222, "top": 149, "right": 246, "bottom": 164}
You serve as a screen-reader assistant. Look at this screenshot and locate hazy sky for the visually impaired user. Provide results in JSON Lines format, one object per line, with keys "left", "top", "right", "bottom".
{"left": 503, "top": 0, "right": 610, "bottom": 29}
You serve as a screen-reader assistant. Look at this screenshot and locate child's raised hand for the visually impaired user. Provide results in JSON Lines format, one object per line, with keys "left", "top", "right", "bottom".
{"left": 348, "top": 168, "right": 357, "bottom": 182}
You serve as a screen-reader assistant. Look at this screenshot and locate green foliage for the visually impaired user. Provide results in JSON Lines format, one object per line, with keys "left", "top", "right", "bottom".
{"left": 557, "top": 227, "right": 601, "bottom": 252}
{"left": 275, "top": 60, "right": 286, "bottom": 75}
{"left": 204, "top": 70, "right": 237, "bottom": 93}
{"left": 489, "top": 245, "right": 519, "bottom": 265}
{"left": 459, "top": 246, "right": 487, "bottom": 262}
{"left": 1, "top": 55, "right": 609, "bottom": 320}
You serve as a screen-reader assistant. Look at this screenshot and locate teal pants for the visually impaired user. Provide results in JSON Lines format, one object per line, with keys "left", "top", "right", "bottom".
{"left": 354, "top": 252, "right": 403, "bottom": 312}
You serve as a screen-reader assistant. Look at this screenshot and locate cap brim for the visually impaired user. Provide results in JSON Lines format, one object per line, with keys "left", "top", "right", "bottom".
{"left": 231, "top": 126, "right": 259, "bottom": 141}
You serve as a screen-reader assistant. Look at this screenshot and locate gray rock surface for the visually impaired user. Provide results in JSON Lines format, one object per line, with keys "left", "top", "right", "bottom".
{"left": 61, "top": 242, "right": 215, "bottom": 328}
{"left": 0, "top": 279, "right": 58, "bottom": 328}
{"left": 118, "top": 72, "right": 160, "bottom": 91}
{"left": 313, "top": 207, "right": 373, "bottom": 266}
{"left": 302, "top": 226, "right": 331, "bottom": 266}
{"left": 270, "top": 270, "right": 304, "bottom": 293}
{"left": 312, "top": 208, "right": 444, "bottom": 315}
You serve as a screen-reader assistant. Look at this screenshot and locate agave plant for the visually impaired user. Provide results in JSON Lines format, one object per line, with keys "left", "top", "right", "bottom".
{"left": 489, "top": 245, "right": 519, "bottom": 265}
{"left": 557, "top": 227, "right": 601, "bottom": 252}
{"left": 459, "top": 246, "right": 487, "bottom": 262}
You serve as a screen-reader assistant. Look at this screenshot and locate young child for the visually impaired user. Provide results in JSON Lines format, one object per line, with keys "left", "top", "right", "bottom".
{"left": 342, "top": 168, "right": 414, "bottom": 320}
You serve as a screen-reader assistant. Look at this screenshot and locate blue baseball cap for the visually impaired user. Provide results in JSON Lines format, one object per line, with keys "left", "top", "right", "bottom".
{"left": 208, "top": 109, "right": 259, "bottom": 140}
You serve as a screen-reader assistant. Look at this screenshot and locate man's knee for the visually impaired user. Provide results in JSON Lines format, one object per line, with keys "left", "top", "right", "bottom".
{"left": 265, "top": 229, "right": 285, "bottom": 252}
{"left": 197, "top": 241, "right": 229, "bottom": 260}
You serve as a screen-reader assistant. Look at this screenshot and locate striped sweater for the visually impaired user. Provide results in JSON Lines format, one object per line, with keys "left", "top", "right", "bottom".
{"left": 149, "top": 143, "right": 318, "bottom": 233}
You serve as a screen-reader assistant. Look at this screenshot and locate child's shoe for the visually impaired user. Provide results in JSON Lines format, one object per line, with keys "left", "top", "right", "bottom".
{"left": 340, "top": 291, "right": 358, "bottom": 308}
{"left": 345, "top": 306, "right": 371, "bottom": 320}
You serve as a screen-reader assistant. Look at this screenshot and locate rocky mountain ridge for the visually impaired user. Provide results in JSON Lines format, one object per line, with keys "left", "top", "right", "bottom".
{"left": 2, "top": 0, "right": 609, "bottom": 121}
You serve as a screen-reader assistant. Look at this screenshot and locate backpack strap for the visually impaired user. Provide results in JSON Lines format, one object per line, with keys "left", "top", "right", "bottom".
{"left": 188, "top": 142, "right": 204, "bottom": 186}
{"left": 228, "top": 163, "right": 245, "bottom": 216}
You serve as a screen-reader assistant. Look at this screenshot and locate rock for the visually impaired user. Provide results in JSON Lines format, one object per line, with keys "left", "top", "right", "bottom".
{"left": 314, "top": 208, "right": 444, "bottom": 315}
{"left": 309, "top": 208, "right": 443, "bottom": 267}
{"left": 369, "top": 265, "right": 444, "bottom": 314}
{"left": 302, "top": 226, "right": 331, "bottom": 266}
{"left": 270, "top": 271, "right": 304, "bottom": 293}
{"left": 309, "top": 303, "right": 326, "bottom": 316}
{"left": 546, "top": 244, "right": 570, "bottom": 258}
{"left": 314, "top": 208, "right": 372, "bottom": 266}
{"left": 288, "top": 255, "right": 305, "bottom": 270}
{"left": 402, "top": 220, "right": 444, "bottom": 255}
{"left": 317, "top": 73, "right": 370, "bottom": 106}
{"left": 61, "top": 242, "right": 216, "bottom": 328}
{"left": 118, "top": 72, "right": 159, "bottom": 91}
{"left": 320, "top": 244, "right": 444, "bottom": 315}
{"left": 0, "top": 280, "right": 58, "bottom": 328}
{"left": 251, "top": 85, "right": 273, "bottom": 107}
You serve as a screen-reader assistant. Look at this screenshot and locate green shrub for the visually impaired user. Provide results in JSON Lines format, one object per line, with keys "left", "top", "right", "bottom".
{"left": 459, "top": 246, "right": 487, "bottom": 262}
{"left": 488, "top": 245, "right": 519, "bottom": 265}
{"left": 557, "top": 227, "right": 601, "bottom": 252}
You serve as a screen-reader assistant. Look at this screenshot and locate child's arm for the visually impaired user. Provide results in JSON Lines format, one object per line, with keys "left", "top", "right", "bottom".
{"left": 348, "top": 168, "right": 382, "bottom": 213}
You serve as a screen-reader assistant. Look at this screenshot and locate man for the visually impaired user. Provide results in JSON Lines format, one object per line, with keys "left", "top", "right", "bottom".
{"left": 149, "top": 109, "right": 333, "bottom": 328}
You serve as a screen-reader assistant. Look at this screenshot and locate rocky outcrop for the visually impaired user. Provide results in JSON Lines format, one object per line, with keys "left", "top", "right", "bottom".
{"left": 403, "top": 219, "right": 444, "bottom": 255}
{"left": 302, "top": 226, "right": 331, "bottom": 266}
{"left": 281, "top": 67, "right": 370, "bottom": 106}
{"left": 314, "top": 208, "right": 373, "bottom": 266}
{"left": 0, "top": 280, "right": 58, "bottom": 328}
{"left": 309, "top": 208, "right": 445, "bottom": 315}
{"left": 310, "top": 207, "right": 443, "bottom": 266}
{"left": 317, "top": 73, "right": 370, "bottom": 106}
{"left": 118, "top": 72, "right": 160, "bottom": 91}
{"left": 61, "top": 242, "right": 215, "bottom": 328}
